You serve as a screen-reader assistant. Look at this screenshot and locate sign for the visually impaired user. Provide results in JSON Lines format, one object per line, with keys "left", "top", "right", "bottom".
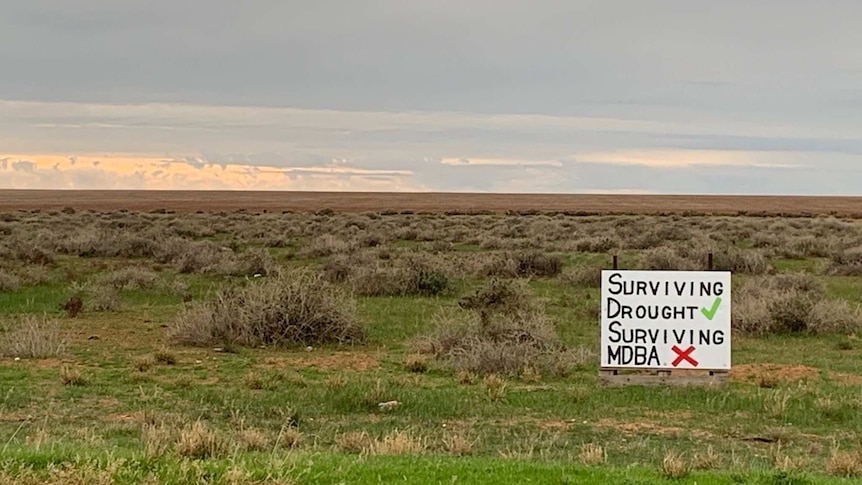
{"left": 600, "top": 270, "right": 731, "bottom": 370}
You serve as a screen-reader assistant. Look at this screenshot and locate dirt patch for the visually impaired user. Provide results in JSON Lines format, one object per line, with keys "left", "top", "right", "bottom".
{"left": 261, "top": 352, "right": 379, "bottom": 372}
{"left": 829, "top": 372, "right": 862, "bottom": 386}
{"left": 731, "top": 364, "right": 819, "bottom": 384}
{"left": 104, "top": 411, "right": 147, "bottom": 423}
{"left": 596, "top": 418, "right": 713, "bottom": 439}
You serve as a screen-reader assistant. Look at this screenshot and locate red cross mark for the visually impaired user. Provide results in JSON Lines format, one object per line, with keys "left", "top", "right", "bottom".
{"left": 671, "top": 345, "right": 698, "bottom": 367}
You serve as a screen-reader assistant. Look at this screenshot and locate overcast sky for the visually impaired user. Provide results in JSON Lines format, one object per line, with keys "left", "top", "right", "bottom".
{"left": 2, "top": 1, "right": 862, "bottom": 194}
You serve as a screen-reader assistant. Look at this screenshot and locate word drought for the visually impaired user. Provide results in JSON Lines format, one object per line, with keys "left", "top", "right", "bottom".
{"left": 600, "top": 270, "right": 732, "bottom": 370}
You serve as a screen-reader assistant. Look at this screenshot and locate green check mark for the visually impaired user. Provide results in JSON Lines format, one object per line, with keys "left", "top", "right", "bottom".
{"left": 701, "top": 297, "right": 722, "bottom": 320}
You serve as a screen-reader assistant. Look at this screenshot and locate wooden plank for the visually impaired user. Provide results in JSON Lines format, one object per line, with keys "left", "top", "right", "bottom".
{"left": 597, "top": 368, "right": 729, "bottom": 387}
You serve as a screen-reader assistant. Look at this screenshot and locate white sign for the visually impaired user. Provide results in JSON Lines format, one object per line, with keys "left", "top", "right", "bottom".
{"left": 600, "top": 270, "right": 731, "bottom": 370}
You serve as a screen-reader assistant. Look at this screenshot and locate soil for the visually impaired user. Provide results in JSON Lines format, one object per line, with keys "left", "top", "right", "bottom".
{"left": 3, "top": 190, "right": 862, "bottom": 216}
{"left": 730, "top": 363, "right": 819, "bottom": 384}
{"left": 261, "top": 352, "right": 379, "bottom": 372}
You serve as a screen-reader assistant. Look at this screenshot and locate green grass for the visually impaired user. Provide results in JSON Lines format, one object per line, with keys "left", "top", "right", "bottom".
{"left": 2, "top": 213, "right": 862, "bottom": 483}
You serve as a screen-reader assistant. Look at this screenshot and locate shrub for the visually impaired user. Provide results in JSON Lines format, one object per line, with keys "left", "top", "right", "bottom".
{"left": 168, "top": 269, "right": 364, "bottom": 348}
{"left": 826, "top": 450, "right": 862, "bottom": 477}
{"left": 732, "top": 274, "right": 862, "bottom": 335}
{"left": 336, "top": 431, "right": 373, "bottom": 454}
{"left": 87, "top": 285, "right": 124, "bottom": 312}
{"left": 415, "top": 279, "right": 592, "bottom": 376}
{"left": 560, "top": 266, "right": 602, "bottom": 288}
{"left": 0, "top": 270, "right": 21, "bottom": 292}
{"left": 483, "top": 251, "right": 563, "bottom": 278}
{"left": 100, "top": 267, "right": 159, "bottom": 290}
{"left": 0, "top": 315, "right": 67, "bottom": 358}
{"left": 345, "top": 253, "right": 451, "bottom": 297}
{"left": 639, "top": 247, "right": 699, "bottom": 271}
{"left": 403, "top": 354, "right": 429, "bottom": 373}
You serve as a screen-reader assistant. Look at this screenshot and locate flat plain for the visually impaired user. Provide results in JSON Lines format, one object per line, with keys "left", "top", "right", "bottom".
{"left": 1, "top": 191, "right": 862, "bottom": 484}
{"left": 3, "top": 189, "right": 862, "bottom": 216}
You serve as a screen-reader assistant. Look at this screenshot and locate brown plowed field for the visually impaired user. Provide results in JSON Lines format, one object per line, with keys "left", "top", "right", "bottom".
{"left": 1, "top": 190, "right": 862, "bottom": 216}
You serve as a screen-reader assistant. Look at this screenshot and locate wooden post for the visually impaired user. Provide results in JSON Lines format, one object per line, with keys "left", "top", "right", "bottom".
{"left": 708, "top": 253, "right": 714, "bottom": 271}
{"left": 613, "top": 255, "right": 618, "bottom": 270}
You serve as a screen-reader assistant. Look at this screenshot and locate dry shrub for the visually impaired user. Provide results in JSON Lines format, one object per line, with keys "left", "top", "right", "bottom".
{"left": 60, "top": 296, "right": 83, "bottom": 318}
{"left": 415, "top": 279, "right": 591, "bottom": 376}
{"left": 134, "top": 355, "right": 157, "bottom": 372}
{"left": 579, "top": 443, "right": 606, "bottom": 466}
{"left": 99, "top": 267, "right": 159, "bottom": 290}
{"left": 733, "top": 274, "right": 862, "bottom": 335}
{"left": 710, "top": 247, "right": 772, "bottom": 274}
{"left": 483, "top": 251, "right": 563, "bottom": 278}
{"left": 639, "top": 247, "right": 699, "bottom": 271}
{"left": 87, "top": 285, "right": 124, "bottom": 312}
{"left": 168, "top": 269, "right": 364, "bottom": 348}
{"left": 176, "top": 421, "right": 229, "bottom": 459}
{"left": 153, "top": 348, "right": 177, "bottom": 365}
{"left": 0, "top": 270, "right": 21, "bottom": 292}
{"left": 826, "top": 450, "right": 862, "bottom": 477}
{"left": 560, "top": 266, "right": 602, "bottom": 288}
{"left": 300, "top": 234, "right": 355, "bottom": 258}
{"left": 660, "top": 451, "right": 689, "bottom": 479}
{"left": 344, "top": 253, "right": 452, "bottom": 297}
{"left": 0, "top": 315, "right": 67, "bottom": 358}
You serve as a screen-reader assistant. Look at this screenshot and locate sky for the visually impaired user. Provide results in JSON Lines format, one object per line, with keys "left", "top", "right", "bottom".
{"left": 2, "top": 1, "right": 862, "bottom": 194}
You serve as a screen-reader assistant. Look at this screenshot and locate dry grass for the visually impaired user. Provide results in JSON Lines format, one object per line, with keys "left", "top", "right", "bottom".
{"left": 660, "top": 451, "right": 689, "bottom": 479}
{"left": 169, "top": 269, "right": 364, "bottom": 348}
{"left": 237, "top": 428, "right": 269, "bottom": 451}
{"left": 403, "top": 353, "right": 429, "bottom": 373}
{"left": 335, "top": 431, "right": 373, "bottom": 454}
{"left": 826, "top": 450, "right": 862, "bottom": 477}
{"left": 442, "top": 433, "right": 475, "bottom": 456}
{"left": 481, "top": 374, "right": 508, "bottom": 402}
{"left": 368, "top": 430, "right": 426, "bottom": 455}
{"left": 175, "top": 421, "right": 229, "bottom": 459}
{"left": 691, "top": 446, "right": 721, "bottom": 470}
{"left": 142, "top": 423, "right": 174, "bottom": 458}
{"left": 578, "top": 443, "right": 606, "bottom": 466}
{"left": 274, "top": 426, "right": 303, "bottom": 449}
{"left": 60, "top": 365, "right": 86, "bottom": 386}
{"left": 0, "top": 315, "right": 67, "bottom": 358}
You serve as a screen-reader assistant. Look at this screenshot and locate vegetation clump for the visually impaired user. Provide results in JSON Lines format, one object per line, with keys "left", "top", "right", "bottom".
{"left": 168, "top": 269, "right": 364, "bottom": 347}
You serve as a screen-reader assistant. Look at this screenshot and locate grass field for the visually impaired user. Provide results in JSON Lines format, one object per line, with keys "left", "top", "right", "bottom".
{"left": 2, "top": 200, "right": 862, "bottom": 484}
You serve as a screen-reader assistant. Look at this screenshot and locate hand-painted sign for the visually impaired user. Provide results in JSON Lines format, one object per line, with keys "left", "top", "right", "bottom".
{"left": 600, "top": 270, "right": 731, "bottom": 370}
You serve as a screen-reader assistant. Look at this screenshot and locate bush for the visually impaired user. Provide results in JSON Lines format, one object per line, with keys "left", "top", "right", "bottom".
{"left": 414, "top": 279, "right": 592, "bottom": 376}
{"left": 100, "top": 267, "right": 159, "bottom": 290}
{"left": 732, "top": 274, "right": 862, "bottom": 335}
{"left": 341, "top": 253, "right": 451, "bottom": 297}
{"left": 639, "top": 247, "right": 699, "bottom": 271}
{"left": 560, "top": 266, "right": 602, "bottom": 288}
{"left": 168, "top": 269, "right": 364, "bottom": 348}
{"left": 483, "top": 251, "right": 563, "bottom": 278}
{"left": 0, "top": 315, "right": 67, "bottom": 358}
{"left": 0, "top": 270, "right": 21, "bottom": 292}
